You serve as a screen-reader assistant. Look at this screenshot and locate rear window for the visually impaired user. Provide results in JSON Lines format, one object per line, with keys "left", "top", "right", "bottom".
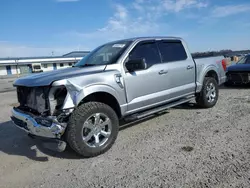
{"left": 158, "top": 41, "right": 187, "bottom": 62}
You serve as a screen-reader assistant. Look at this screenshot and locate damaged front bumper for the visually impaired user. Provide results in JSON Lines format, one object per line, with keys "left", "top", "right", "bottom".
{"left": 11, "top": 107, "right": 66, "bottom": 139}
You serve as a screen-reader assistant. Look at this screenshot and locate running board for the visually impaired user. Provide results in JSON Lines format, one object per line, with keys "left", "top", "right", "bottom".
{"left": 124, "top": 96, "right": 195, "bottom": 122}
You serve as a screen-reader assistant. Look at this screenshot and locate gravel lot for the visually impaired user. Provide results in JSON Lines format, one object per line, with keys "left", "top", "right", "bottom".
{"left": 0, "top": 77, "right": 16, "bottom": 93}
{"left": 0, "top": 83, "right": 250, "bottom": 188}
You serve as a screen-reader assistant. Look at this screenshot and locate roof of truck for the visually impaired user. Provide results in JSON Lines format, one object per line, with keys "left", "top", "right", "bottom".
{"left": 108, "top": 36, "right": 183, "bottom": 44}
{"left": 129, "top": 36, "right": 182, "bottom": 40}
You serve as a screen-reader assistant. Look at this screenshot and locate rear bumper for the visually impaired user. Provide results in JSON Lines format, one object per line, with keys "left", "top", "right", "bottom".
{"left": 11, "top": 107, "right": 66, "bottom": 139}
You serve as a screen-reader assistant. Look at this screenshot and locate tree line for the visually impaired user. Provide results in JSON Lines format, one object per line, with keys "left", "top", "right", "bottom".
{"left": 191, "top": 49, "right": 250, "bottom": 59}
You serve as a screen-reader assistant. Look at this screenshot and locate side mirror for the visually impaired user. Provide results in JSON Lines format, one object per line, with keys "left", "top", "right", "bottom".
{"left": 125, "top": 58, "right": 147, "bottom": 72}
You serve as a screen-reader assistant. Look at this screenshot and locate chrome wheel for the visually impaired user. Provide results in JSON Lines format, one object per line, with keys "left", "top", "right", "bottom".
{"left": 82, "top": 113, "right": 112, "bottom": 148}
{"left": 206, "top": 82, "right": 216, "bottom": 103}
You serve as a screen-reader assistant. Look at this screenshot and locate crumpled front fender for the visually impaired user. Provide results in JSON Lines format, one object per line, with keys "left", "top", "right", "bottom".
{"left": 51, "top": 79, "right": 121, "bottom": 110}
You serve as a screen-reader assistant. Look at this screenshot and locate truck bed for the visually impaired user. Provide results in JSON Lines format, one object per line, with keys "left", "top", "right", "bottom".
{"left": 194, "top": 55, "right": 227, "bottom": 92}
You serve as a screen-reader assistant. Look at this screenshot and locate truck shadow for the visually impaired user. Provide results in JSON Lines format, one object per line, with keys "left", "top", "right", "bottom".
{"left": 0, "top": 104, "right": 200, "bottom": 161}
{"left": 0, "top": 121, "right": 82, "bottom": 161}
{"left": 0, "top": 112, "right": 169, "bottom": 160}
{"left": 172, "top": 102, "right": 202, "bottom": 110}
{"left": 119, "top": 111, "right": 169, "bottom": 131}
{"left": 219, "top": 85, "right": 250, "bottom": 90}
{"left": 0, "top": 121, "right": 49, "bottom": 161}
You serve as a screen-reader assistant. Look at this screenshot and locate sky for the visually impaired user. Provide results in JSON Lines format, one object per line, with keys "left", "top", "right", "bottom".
{"left": 0, "top": 0, "right": 250, "bottom": 57}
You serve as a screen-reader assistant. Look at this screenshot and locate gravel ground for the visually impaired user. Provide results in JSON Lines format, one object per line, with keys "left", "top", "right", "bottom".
{"left": 0, "top": 75, "right": 27, "bottom": 93}
{"left": 0, "top": 78, "right": 16, "bottom": 93}
{"left": 0, "top": 86, "right": 250, "bottom": 188}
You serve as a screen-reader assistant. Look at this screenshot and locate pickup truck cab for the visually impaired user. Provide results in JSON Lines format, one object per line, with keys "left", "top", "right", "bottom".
{"left": 11, "top": 37, "right": 227, "bottom": 157}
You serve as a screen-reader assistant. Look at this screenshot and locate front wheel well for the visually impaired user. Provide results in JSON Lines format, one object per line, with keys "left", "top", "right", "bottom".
{"left": 205, "top": 70, "right": 219, "bottom": 83}
{"left": 79, "top": 92, "right": 121, "bottom": 118}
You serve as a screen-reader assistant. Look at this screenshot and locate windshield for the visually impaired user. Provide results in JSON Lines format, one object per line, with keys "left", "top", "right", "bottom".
{"left": 75, "top": 40, "right": 132, "bottom": 67}
{"left": 237, "top": 56, "right": 250, "bottom": 64}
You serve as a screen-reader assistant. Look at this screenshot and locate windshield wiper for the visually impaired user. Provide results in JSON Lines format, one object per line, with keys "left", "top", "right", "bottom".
{"left": 74, "top": 62, "right": 114, "bottom": 67}
{"left": 76, "top": 64, "right": 97, "bottom": 67}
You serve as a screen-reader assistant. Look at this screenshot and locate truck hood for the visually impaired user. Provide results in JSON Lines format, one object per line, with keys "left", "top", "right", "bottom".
{"left": 226, "top": 64, "right": 250, "bottom": 72}
{"left": 13, "top": 65, "right": 106, "bottom": 87}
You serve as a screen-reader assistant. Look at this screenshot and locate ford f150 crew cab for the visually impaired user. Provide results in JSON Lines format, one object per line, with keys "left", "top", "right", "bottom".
{"left": 11, "top": 37, "right": 227, "bottom": 157}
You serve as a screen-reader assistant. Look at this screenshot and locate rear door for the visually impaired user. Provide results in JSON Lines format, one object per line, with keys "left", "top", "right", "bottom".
{"left": 157, "top": 39, "right": 196, "bottom": 99}
{"left": 123, "top": 40, "right": 170, "bottom": 113}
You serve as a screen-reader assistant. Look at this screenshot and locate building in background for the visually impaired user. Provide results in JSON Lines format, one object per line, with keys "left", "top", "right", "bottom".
{"left": 0, "top": 51, "right": 90, "bottom": 76}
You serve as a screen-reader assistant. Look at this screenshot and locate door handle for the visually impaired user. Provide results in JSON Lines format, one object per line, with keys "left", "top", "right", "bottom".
{"left": 187, "top": 65, "right": 194, "bottom": 70}
{"left": 158, "top": 70, "right": 168, "bottom": 75}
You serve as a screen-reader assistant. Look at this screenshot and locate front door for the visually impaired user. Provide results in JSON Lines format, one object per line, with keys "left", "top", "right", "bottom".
{"left": 123, "top": 40, "right": 169, "bottom": 114}
{"left": 157, "top": 40, "right": 196, "bottom": 99}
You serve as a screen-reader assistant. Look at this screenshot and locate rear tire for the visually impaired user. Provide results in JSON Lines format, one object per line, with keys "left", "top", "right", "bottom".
{"left": 66, "top": 102, "right": 119, "bottom": 157}
{"left": 195, "top": 77, "right": 219, "bottom": 108}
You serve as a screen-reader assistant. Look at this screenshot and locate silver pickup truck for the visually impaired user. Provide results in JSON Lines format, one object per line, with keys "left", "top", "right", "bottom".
{"left": 11, "top": 36, "right": 227, "bottom": 157}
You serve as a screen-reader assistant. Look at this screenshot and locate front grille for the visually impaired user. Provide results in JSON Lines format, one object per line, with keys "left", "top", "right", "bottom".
{"left": 16, "top": 86, "right": 50, "bottom": 114}
{"left": 227, "top": 72, "right": 249, "bottom": 83}
{"left": 11, "top": 116, "right": 28, "bottom": 130}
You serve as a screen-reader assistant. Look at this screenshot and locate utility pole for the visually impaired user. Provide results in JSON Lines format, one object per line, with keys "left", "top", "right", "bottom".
{"left": 15, "top": 60, "right": 19, "bottom": 78}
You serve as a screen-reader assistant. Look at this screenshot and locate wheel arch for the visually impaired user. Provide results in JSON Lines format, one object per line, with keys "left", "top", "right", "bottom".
{"left": 196, "top": 66, "right": 220, "bottom": 93}
{"left": 78, "top": 86, "right": 122, "bottom": 118}
{"left": 204, "top": 69, "right": 219, "bottom": 83}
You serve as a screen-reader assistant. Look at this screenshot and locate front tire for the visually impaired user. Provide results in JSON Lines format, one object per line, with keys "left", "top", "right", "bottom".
{"left": 195, "top": 77, "right": 219, "bottom": 108}
{"left": 66, "top": 102, "right": 119, "bottom": 157}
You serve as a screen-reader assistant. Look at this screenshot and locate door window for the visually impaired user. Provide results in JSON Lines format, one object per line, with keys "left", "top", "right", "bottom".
{"left": 158, "top": 40, "right": 187, "bottom": 63}
{"left": 129, "top": 41, "right": 161, "bottom": 66}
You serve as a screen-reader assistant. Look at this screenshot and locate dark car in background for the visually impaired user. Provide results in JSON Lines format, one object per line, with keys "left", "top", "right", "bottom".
{"left": 225, "top": 54, "right": 250, "bottom": 86}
